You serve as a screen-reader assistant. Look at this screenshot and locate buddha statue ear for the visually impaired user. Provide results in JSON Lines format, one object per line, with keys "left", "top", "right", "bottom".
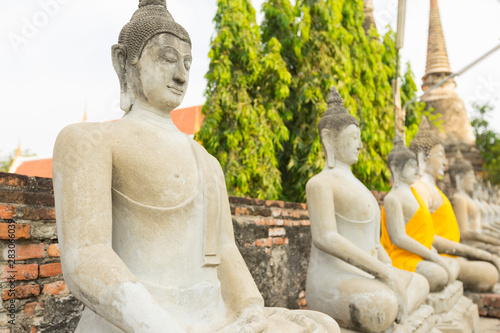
{"left": 417, "top": 151, "right": 426, "bottom": 177}
{"left": 112, "top": 44, "right": 133, "bottom": 112}
{"left": 321, "top": 128, "right": 335, "bottom": 168}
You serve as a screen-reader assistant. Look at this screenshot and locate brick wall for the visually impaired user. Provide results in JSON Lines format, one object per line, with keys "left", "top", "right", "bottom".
{"left": 0, "top": 172, "right": 386, "bottom": 332}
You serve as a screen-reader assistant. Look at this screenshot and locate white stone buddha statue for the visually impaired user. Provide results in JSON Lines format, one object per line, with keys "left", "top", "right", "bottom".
{"left": 380, "top": 134, "right": 459, "bottom": 292}
{"left": 305, "top": 86, "right": 429, "bottom": 333}
{"left": 409, "top": 121, "right": 499, "bottom": 292}
{"left": 52, "top": 1, "right": 339, "bottom": 332}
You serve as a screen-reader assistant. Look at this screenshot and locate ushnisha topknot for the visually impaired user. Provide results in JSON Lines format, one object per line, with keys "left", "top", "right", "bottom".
{"left": 449, "top": 150, "right": 474, "bottom": 188}
{"left": 118, "top": 0, "right": 191, "bottom": 64}
{"left": 318, "top": 85, "right": 359, "bottom": 142}
{"left": 409, "top": 116, "right": 442, "bottom": 157}
{"left": 388, "top": 132, "right": 416, "bottom": 175}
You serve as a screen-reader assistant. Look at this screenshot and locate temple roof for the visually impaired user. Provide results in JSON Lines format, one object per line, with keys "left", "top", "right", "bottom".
{"left": 422, "top": 0, "right": 452, "bottom": 83}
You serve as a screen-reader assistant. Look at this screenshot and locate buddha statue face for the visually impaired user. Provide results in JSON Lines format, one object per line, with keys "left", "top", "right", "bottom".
{"left": 113, "top": 33, "right": 191, "bottom": 112}
{"left": 462, "top": 170, "right": 476, "bottom": 193}
{"left": 424, "top": 143, "right": 447, "bottom": 178}
{"left": 330, "top": 124, "right": 363, "bottom": 166}
{"left": 397, "top": 159, "right": 418, "bottom": 185}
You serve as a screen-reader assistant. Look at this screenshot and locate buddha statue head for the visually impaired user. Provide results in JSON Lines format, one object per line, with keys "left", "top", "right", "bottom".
{"left": 318, "top": 85, "right": 362, "bottom": 168}
{"left": 388, "top": 133, "right": 418, "bottom": 185}
{"left": 112, "top": 0, "right": 192, "bottom": 112}
{"left": 449, "top": 150, "right": 475, "bottom": 192}
{"left": 409, "top": 116, "right": 446, "bottom": 178}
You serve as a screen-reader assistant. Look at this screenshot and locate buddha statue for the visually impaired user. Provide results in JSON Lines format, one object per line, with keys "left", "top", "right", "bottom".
{"left": 448, "top": 151, "right": 500, "bottom": 250}
{"left": 472, "top": 182, "right": 500, "bottom": 237}
{"left": 52, "top": 1, "right": 339, "bottom": 332}
{"left": 305, "top": 86, "right": 429, "bottom": 333}
{"left": 409, "top": 121, "right": 499, "bottom": 292}
{"left": 380, "top": 134, "right": 459, "bottom": 292}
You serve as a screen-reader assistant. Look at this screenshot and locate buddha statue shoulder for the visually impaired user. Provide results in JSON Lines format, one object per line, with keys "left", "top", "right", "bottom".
{"left": 305, "top": 86, "right": 429, "bottom": 333}
{"left": 380, "top": 134, "right": 458, "bottom": 292}
{"left": 408, "top": 120, "right": 499, "bottom": 292}
{"left": 53, "top": 1, "right": 339, "bottom": 332}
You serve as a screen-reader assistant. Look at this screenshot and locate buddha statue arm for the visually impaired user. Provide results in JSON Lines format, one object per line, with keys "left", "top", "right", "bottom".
{"left": 306, "top": 178, "right": 408, "bottom": 321}
{"left": 385, "top": 196, "right": 454, "bottom": 284}
{"left": 53, "top": 125, "right": 186, "bottom": 333}
{"left": 453, "top": 195, "right": 500, "bottom": 246}
{"left": 214, "top": 161, "right": 267, "bottom": 331}
{"left": 433, "top": 235, "right": 500, "bottom": 272}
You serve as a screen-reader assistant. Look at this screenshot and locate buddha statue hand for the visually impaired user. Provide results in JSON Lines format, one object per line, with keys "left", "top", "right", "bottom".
{"left": 431, "top": 252, "right": 456, "bottom": 285}
{"left": 218, "top": 304, "right": 268, "bottom": 333}
{"left": 381, "top": 268, "right": 411, "bottom": 323}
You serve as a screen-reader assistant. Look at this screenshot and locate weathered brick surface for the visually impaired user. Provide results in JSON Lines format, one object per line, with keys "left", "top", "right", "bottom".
{"left": 19, "top": 207, "right": 56, "bottom": 221}
{"left": 0, "top": 223, "right": 31, "bottom": 240}
{"left": 47, "top": 244, "right": 60, "bottom": 257}
{"left": 3, "top": 243, "right": 44, "bottom": 260}
{"left": 0, "top": 205, "right": 16, "bottom": 220}
{"left": 42, "top": 281, "right": 69, "bottom": 296}
{"left": 39, "top": 263, "right": 62, "bottom": 278}
{"left": 0, "top": 190, "right": 54, "bottom": 207}
{"left": 0, "top": 264, "right": 38, "bottom": 281}
{"left": 2, "top": 284, "right": 40, "bottom": 300}
{"left": 0, "top": 173, "right": 29, "bottom": 188}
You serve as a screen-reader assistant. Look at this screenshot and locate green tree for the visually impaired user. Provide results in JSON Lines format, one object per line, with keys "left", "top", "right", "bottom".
{"left": 0, "top": 149, "right": 35, "bottom": 172}
{"left": 471, "top": 102, "right": 500, "bottom": 184}
{"left": 261, "top": 0, "right": 424, "bottom": 201}
{"left": 196, "top": 0, "right": 291, "bottom": 199}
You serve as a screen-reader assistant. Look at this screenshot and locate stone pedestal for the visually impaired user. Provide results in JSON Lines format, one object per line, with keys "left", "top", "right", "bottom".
{"left": 426, "top": 281, "right": 480, "bottom": 333}
{"left": 465, "top": 283, "right": 500, "bottom": 318}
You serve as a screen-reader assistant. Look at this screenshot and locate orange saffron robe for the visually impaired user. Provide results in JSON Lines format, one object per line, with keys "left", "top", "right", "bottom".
{"left": 380, "top": 188, "right": 435, "bottom": 272}
{"left": 431, "top": 187, "right": 461, "bottom": 258}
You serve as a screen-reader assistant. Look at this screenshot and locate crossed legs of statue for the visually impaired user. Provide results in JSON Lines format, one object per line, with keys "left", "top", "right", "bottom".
{"left": 306, "top": 270, "right": 428, "bottom": 333}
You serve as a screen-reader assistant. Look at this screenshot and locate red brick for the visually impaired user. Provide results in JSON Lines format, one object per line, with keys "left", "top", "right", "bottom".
{"left": 42, "top": 281, "right": 69, "bottom": 296}
{"left": 272, "top": 237, "right": 288, "bottom": 245}
{"left": 24, "top": 302, "right": 40, "bottom": 317}
{"left": 0, "top": 173, "right": 29, "bottom": 188}
{"left": 31, "top": 327, "right": 37, "bottom": 333}
{"left": 0, "top": 328, "right": 11, "bottom": 333}
{"left": 298, "top": 297, "right": 307, "bottom": 307}
{"left": 39, "top": 263, "right": 62, "bottom": 278}
{"left": 265, "top": 200, "right": 285, "bottom": 208}
{"left": 2, "top": 284, "right": 40, "bottom": 300}
{"left": 3, "top": 243, "right": 45, "bottom": 260}
{"left": 0, "top": 190, "right": 54, "bottom": 207}
{"left": 19, "top": 207, "right": 56, "bottom": 221}
{"left": 298, "top": 290, "right": 306, "bottom": 298}
{"left": 0, "top": 223, "right": 30, "bottom": 240}
{"left": 269, "top": 227, "right": 286, "bottom": 237}
{"left": 254, "top": 219, "right": 265, "bottom": 225}
{"left": 255, "top": 238, "right": 272, "bottom": 247}
{"left": 300, "top": 220, "right": 311, "bottom": 226}
{"left": 0, "top": 205, "right": 16, "bottom": 219}
{"left": 482, "top": 294, "right": 500, "bottom": 308}
{"left": 488, "top": 307, "right": 500, "bottom": 318}
{"left": 478, "top": 308, "right": 488, "bottom": 317}
{"left": 48, "top": 244, "right": 60, "bottom": 257}
{"left": 1, "top": 264, "right": 38, "bottom": 281}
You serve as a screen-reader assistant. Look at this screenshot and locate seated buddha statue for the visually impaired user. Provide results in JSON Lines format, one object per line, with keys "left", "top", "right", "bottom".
{"left": 409, "top": 120, "right": 499, "bottom": 292}
{"left": 305, "top": 86, "right": 429, "bottom": 333}
{"left": 472, "top": 182, "right": 500, "bottom": 237}
{"left": 52, "top": 1, "right": 339, "bottom": 332}
{"left": 380, "top": 134, "right": 459, "bottom": 292}
{"left": 448, "top": 152, "right": 500, "bottom": 254}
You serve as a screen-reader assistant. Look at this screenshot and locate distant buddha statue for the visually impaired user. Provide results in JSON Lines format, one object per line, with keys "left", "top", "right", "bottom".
{"left": 409, "top": 120, "right": 499, "bottom": 291}
{"left": 305, "top": 86, "right": 429, "bottom": 333}
{"left": 380, "top": 134, "right": 459, "bottom": 292}
{"left": 449, "top": 152, "right": 500, "bottom": 251}
{"left": 52, "top": 1, "right": 339, "bottom": 332}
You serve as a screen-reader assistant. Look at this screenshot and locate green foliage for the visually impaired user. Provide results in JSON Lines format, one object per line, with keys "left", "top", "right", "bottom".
{"left": 200, "top": 0, "right": 425, "bottom": 201}
{"left": 471, "top": 102, "right": 500, "bottom": 185}
{"left": 196, "top": 0, "right": 291, "bottom": 199}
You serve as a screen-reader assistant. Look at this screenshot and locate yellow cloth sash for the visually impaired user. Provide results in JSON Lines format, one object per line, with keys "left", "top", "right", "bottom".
{"left": 380, "top": 188, "right": 435, "bottom": 272}
{"left": 431, "top": 186, "right": 460, "bottom": 258}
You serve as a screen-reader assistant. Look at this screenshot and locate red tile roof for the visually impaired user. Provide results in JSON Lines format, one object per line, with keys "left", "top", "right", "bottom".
{"left": 10, "top": 158, "right": 52, "bottom": 178}
{"left": 171, "top": 105, "right": 204, "bottom": 135}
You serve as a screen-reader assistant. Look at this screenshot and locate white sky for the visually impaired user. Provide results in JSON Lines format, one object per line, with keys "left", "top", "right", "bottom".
{"left": 0, "top": 0, "right": 499, "bottom": 159}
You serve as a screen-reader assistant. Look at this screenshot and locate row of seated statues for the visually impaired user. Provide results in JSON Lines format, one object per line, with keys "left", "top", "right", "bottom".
{"left": 52, "top": 1, "right": 500, "bottom": 332}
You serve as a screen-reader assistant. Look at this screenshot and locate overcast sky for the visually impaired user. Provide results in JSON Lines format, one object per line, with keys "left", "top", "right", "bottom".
{"left": 1, "top": 0, "right": 499, "bottom": 159}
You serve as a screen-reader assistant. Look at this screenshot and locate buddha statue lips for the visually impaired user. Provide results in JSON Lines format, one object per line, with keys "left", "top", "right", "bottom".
{"left": 52, "top": 1, "right": 339, "bottom": 332}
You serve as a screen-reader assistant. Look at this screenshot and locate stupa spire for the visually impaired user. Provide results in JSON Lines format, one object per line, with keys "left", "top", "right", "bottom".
{"left": 422, "top": 0, "right": 452, "bottom": 85}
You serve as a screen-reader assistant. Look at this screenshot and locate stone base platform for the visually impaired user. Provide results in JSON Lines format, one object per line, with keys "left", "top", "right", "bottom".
{"left": 465, "top": 284, "right": 500, "bottom": 318}
{"left": 426, "top": 281, "right": 479, "bottom": 333}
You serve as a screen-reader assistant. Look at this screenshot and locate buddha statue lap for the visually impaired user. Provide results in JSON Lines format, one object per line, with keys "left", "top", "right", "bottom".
{"left": 52, "top": 1, "right": 339, "bottom": 332}
{"left": 409, "top": 120, "right": 499, "bottom": 292}
{"left": 305, "top": 87, "right": 429, "bottom": 333}
{"left": 380, "top": 134, "right": 459, "bottom": 292}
